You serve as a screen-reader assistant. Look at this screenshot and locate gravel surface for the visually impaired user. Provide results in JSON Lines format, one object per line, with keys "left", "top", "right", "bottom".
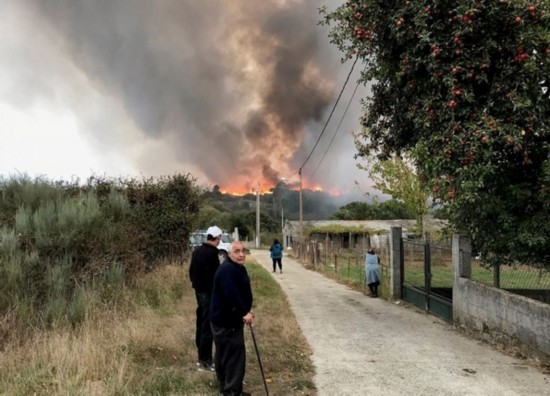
{"left": 250, "top": 250, "right": 550, "bottom": 396}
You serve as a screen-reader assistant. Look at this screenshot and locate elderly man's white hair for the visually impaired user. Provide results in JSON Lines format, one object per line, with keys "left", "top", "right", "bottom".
{"left": 228, "top": 241, "right": 245, "bottom": 253}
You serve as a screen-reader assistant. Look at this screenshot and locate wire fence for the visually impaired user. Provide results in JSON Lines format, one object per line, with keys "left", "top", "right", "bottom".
{"left": 402, "top": 241, "right": 454, "bottom": 288}
{"left": 401, "top": 239, "right": 550, "bottom": 304}
{"left": 291, "top": 235, "right": 550, "bottom": 305}
{"left": 290, "top": 236, "right": 391, "bottom": 296}
{"left": 472, "top": 260, "right": 550, "bottom": 304}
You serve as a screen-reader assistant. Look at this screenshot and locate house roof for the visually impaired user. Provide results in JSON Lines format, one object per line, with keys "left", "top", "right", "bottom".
{"left": 283, "top": 219, "right": 447, "bottom": 236}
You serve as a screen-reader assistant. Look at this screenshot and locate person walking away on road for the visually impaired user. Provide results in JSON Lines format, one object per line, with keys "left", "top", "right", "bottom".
{"left": 188, "top": 225, "right": 223, "bottom": 372}
{"left": 270, "top": 238, "right": 283, "bottom": 273}
{"left": 365, "top": 247, "right": 381, "bottom": 298}
{"left": 210, "top": 241, "right": 254, "bottom": 396}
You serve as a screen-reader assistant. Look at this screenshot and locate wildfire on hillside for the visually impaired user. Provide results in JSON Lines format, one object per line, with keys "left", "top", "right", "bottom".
{"left": 220, "top": 180, "right": 346, "bottom": 197}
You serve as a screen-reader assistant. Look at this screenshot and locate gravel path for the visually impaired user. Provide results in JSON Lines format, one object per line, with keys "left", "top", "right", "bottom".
{"left": 250, "top": 250, "right": 550, "bottom": 396}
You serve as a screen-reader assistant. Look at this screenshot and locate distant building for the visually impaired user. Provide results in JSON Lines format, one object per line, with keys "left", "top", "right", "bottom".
{"left": 282, "top": 219, "right": 447, "bottom": 249}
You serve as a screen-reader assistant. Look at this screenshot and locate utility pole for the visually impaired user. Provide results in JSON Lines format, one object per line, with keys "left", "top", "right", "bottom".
{"left": 299, "top": 168, "right": 303, "bottom": 239}
{"left": 255, "top": 180, "right": 260, "bottom": 248}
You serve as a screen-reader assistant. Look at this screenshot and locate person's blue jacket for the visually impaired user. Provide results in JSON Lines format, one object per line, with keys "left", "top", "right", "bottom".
{"left": 365, "top": 252, "right": 381, "bottom": 285}
{"left": 270, "top": 243, "right": 283, "bottom": 259}
{"left": 210, "top": 258, "right": 253, "bottom": 329}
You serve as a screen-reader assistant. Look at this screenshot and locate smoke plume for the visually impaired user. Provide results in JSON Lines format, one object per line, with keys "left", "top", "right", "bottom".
{"left": 7, "top": 0, "right": 369, "bottom": 196}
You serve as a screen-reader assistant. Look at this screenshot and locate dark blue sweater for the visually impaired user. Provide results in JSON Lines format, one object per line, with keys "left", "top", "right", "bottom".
{"left": 189, "top": 243, "right": 220, "bottom": 294}
{"left": 209, "top": 258, "right": 253, "bottom": 329}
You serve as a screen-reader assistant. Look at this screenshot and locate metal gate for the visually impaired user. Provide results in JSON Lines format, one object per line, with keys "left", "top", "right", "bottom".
{"left": 401, "top": 239, "right": 453, "bottom": 322}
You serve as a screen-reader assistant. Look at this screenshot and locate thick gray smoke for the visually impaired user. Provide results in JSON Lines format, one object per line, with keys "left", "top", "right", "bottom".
{"left": 9, "top": 0, "right": 370, "bottom": 196}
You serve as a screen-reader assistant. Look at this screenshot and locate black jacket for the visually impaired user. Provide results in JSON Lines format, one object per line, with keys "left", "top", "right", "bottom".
{"left": 209, "top": 258, "right": 253, "bottom": 329}
{"left": 189, "top": 243, "right": 220, "bottom": 294}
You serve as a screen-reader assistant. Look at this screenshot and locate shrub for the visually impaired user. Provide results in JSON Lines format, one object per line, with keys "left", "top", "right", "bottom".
{"left": 0, "top": 174, "right": 201, "bottom": 331}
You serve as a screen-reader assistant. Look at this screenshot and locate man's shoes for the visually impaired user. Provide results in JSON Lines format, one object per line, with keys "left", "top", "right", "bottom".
{"left": 197, "top": 360, "right": 215, "bottom": 372}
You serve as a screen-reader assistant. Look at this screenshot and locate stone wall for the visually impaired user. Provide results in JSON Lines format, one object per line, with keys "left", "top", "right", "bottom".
{"left": 452, "top": 235, "right": 550, "bottom": 364}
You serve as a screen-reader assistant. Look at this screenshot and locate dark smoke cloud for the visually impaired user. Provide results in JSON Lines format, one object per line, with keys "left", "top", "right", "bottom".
{"left": 14, "top": 0, "right": 370, "bottom": 196}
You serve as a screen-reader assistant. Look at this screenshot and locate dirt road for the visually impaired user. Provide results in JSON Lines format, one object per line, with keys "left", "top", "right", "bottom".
{"left": 250, "top": 250, "right": 549, "bottom": 396}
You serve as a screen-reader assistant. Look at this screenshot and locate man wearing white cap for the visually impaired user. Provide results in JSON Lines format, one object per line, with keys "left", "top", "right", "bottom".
{"left": 189, "top": 225, "right": 223, "bottom": 371}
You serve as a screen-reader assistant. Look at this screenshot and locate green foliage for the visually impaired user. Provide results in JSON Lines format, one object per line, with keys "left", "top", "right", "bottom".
{"left": 306, "top": 224, "right": 383, "bottom": 236}
{"left": 321, "top": 0, "right": 550, "bottom": 266}
{"left": 229, "top": 212, "right": 254, "bottom": 239}
{"left": 0, "top": 174, "right": 69, "bottom": 227}
{"left": 0, "top": 174, "right": 202, "bottom": 330}
{"left": 362, "top": 156, "right": 430, "bottom": 231}
{"left": 196, "top": 204, "right": 231, "bottom": 230}
{"left": 86, "top": 173, "right": 202, "bottom": 262}
{"left": 330, "top": 199, "right": 415, "bottom": 220}
{"left": 227, "top": 210, "right": 280, "bottom": 240}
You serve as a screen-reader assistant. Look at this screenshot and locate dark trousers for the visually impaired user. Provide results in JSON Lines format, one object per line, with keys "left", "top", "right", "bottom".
{"left": 194, "top": 291, "right": 213, "bottom": 364}
{"left": 272, "top": 258, "right": 282, "bottom": 272}
{"left": 368, "top": 281, "right": 380, "bottom": 297}
{"left": 211, "top": 323, "right": 246, "bottom": 396}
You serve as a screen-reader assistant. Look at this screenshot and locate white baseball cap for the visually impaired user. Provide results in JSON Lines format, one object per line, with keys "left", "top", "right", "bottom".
{"left": 206, "top": 226, "right": 223, "bottom": 238}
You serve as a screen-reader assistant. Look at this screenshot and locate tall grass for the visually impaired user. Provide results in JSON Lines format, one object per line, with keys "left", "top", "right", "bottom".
{"left": 0, "top": 264, "right": 185, "bottom": 395}
{"left": 0, "top": 188, "right": 131, "bottom": 331}
{"left": 0, "top": 175, "right": 314, "bottom": 394}
{"left": 0, "top": 261, "right": 316, "bottom": 395}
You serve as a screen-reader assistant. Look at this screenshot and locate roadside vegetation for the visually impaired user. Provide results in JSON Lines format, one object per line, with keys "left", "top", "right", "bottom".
{"left": 0, "top": 175, "right": 315, "bottom": 395}
{"left": 0, "top": 260, "right": 315, "bottom": 395}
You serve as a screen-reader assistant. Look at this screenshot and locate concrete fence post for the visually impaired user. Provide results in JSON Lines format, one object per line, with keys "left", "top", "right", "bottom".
{"left": 452, "top": 234, "right": 471, "bottom": 320}
{"left": 389, "top": 227, "right": 402, "bottom": 300}
{"left": 452, "top": 234, "right": 472, "bottom": 282}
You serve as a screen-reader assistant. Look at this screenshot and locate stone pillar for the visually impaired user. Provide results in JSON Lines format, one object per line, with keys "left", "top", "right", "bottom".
{"left": 389, "top": 227, "right": 402, "bottom": 300}
{"left": 452, "top": 234, "right": 471, "bottom": 282}
{"left": 452, "top": 234, "right": 471, "bottom": 322}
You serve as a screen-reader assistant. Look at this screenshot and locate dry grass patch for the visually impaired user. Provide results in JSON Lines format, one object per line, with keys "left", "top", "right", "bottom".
{"left": 243, "top": 260, "right": 316, "bottom": 395}
{"left": 0, "top": 261, "right": 315, "bottom": 395}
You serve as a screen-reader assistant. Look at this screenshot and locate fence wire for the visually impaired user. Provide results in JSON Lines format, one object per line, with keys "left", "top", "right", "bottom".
{"left": 472, "top": 260, "right": 550, "bottom": 304}
{"left": 291, "top": 236, "right": 390, "bottom": 296}
{"left": 291, "top": 236, "right": 550, "bottom": 305}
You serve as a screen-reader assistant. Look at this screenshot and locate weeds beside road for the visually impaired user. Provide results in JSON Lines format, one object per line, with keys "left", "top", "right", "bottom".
{"left": 0, "top": 260, "right": 315, "bottom": 395}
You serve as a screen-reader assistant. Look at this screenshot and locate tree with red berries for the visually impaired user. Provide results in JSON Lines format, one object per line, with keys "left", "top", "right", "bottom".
{"left": 321, "top": 1, "right": 550, "bottom": 267}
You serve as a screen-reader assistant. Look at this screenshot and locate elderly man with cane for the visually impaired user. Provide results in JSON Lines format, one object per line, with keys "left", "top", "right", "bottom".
{"left": 210, "top": 240, "right": 254, "bottom": 396}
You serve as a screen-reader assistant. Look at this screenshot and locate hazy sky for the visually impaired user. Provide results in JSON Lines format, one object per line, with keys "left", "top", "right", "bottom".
{"left": 0, "top": 0, "right": 372, "bottom": 196}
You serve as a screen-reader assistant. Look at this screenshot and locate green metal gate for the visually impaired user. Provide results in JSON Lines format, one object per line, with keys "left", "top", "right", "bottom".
{"left": 401, "top": 239, "right": 453, "bottom": 322}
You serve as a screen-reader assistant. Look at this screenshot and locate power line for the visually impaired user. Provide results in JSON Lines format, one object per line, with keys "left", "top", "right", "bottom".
{"left": 308, "top": 79, "right": 362, "bottom": 180}
{"left": 299, "top": 56, "right": 359, "bottom": 173}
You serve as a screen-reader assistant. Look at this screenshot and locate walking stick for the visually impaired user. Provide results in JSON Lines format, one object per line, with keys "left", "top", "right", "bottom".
{"left": 248, "top": 323, "right": 269, "bottom": 396}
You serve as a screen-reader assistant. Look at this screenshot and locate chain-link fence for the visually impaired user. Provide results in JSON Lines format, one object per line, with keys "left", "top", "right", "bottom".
{"left": 291, "top": 235, "right": 550, "bottom": 305}
{"left": 472, "top": 260, "right": 550, "bottom": 304}
{"left": 402, "top": 240, "right": 453, "bottom": 300}
{"left": 402, "top": 240, "right": 424, "bottom": 289}
{"left": 290, "top": 236, "right": 390, "bottom": 296}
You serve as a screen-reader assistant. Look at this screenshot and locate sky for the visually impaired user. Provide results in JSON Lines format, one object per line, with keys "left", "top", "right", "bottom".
{"left": 0, "top": 0, "right": 373, "bottom": 198}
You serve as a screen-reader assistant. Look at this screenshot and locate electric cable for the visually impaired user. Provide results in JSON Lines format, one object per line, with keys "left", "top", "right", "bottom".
{"left": 299, "top": 55, "right": 359, "bottom": 172}
{"left": 308, "top": 78, "right": 362, "bottom": 180}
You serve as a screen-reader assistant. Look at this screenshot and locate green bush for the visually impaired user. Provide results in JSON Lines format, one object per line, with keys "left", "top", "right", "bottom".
{"left": 0, "top": 174, "right": 201, "bottom": 330}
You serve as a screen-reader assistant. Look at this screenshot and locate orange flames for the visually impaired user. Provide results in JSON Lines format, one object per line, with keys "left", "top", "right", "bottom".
{"left": 219, "top": 180, "right": 346, "bottom": 197}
